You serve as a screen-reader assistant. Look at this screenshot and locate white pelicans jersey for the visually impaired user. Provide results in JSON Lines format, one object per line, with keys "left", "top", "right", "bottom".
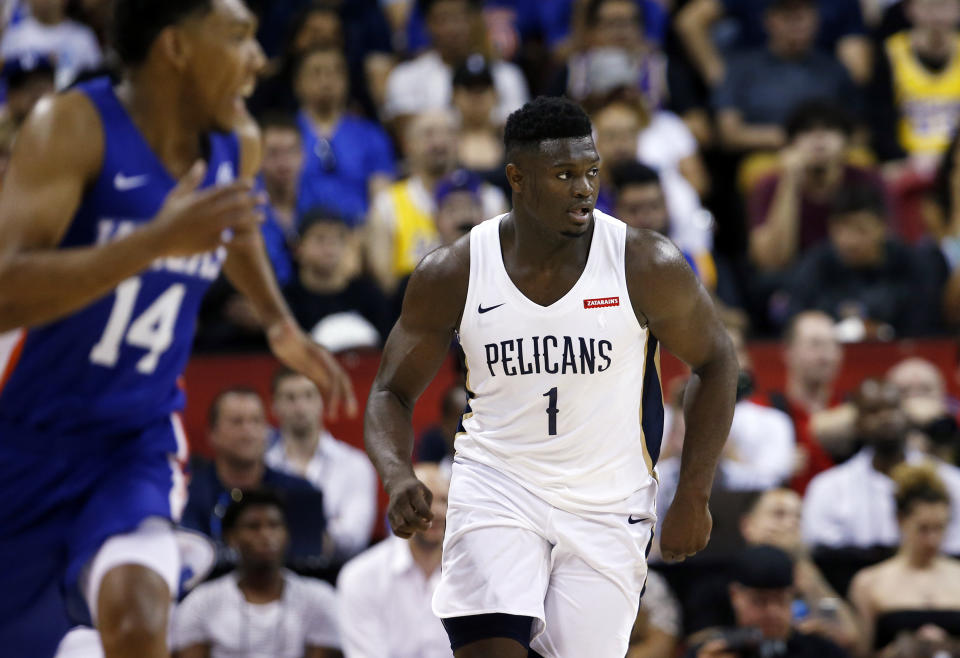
{"left": 454, "top": 210, "right": 663, "bottom": 516}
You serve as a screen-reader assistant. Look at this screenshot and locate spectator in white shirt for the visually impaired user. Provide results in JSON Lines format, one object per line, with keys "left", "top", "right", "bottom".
{"left": 589, "top": 87, "right": 713, "bottom": 255}
{"left": 172, "top": 489, "right": 342, "bottom": 658}
{"left": 337, "top": 463, "right": 452, "bottom": 658}
{"left": 722, "top": 324, "right": 796, "bottom": 490}
{"left": 382, "top": 0, "right": 528, "bottom": 124}
{"left": 267, "top": 368, "right": 378, "bottom": 561}
{"left": 803, "top": 379, "right": 960, "bottom": 555}
{"left": 0, "top": 0, "right": 102, "bottom": 89}
{"left": 657, "top": 325, "right": 795, "bottom": 510}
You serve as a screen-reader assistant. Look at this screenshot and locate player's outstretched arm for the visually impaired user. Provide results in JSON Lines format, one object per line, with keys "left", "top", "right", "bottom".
{"left": 222, "top": 117, "right": 357, "bottom": 419}
{"left": 365, "top": 240, "right": 469, "bottom": 538}
{"left": 626, "top": 230, "right": 738, "bottom": 562}
{"left": 0, "top": 93, "right": 264, "bottom": 333}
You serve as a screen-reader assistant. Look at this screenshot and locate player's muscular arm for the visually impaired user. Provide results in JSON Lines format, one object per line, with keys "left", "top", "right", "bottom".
{"left": 221, "top": 115, "right": 282, "bottom": 324}
{"left": 0, "top": 93, "right": 263, "bottom": 333}
{"left": 626, "top": 230, "right": 738, "bottom": 561}
{"left": 365, "top": 240, "right": 469, "bottom": 538}
{"left": 224, "top": 115, "right": 357, "bottom": 418}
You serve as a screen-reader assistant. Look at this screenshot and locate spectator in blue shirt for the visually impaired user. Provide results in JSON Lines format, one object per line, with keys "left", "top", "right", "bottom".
{"left": 181, "top": 388, "right": 331, "bottom": 569}
{"left": 294, "top": 45, "right": 396, "bottom": 228}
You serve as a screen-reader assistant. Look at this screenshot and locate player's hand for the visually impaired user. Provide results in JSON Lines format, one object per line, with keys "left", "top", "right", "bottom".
{"left": 660, "top": 490, "right": 712, "bottom": 562}
{"left": 149, "top": 161, "right": 265, "bottom": 257}
{"left": 386, "top": 475, "right": 434, "bottom": 539}
{"left": 267, "top": 318, "right": 358, "bottom": 420}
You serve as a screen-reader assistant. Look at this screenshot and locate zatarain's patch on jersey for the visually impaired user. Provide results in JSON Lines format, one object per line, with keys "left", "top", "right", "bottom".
{"left": 583, "top": 297, "right": 619, "bottom": 309}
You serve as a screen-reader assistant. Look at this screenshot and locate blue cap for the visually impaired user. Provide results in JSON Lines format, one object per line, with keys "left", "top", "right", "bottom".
{"left": 435, "top": 169, "right": 483, "bottom": 206}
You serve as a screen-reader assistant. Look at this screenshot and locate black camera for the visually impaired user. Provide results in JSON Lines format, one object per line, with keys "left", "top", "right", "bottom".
{"left": 712, "top": 627, "right": 788, "bottom": 658}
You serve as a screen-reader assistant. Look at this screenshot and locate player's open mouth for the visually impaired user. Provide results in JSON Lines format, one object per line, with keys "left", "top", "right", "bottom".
{"left": 233, "top": 82, "right": 256, "bottom": 110}
{"left": 567, "top": 205, "right": 593, "bottom": 222}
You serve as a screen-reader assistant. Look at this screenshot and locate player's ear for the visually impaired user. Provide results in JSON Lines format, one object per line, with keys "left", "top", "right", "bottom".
{"left": 157, "top": 25, "right": 191, "bottom": 71}
{"left": 506, "top": 163, "right": 524, "bottom": 194}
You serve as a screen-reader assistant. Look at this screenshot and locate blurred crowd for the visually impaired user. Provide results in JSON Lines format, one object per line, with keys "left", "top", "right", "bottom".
{"left": 3, "top": 0, "right": 959, "bottom": 351}
{"left": 4, "top": 0, "right": 960, "bottom": 656}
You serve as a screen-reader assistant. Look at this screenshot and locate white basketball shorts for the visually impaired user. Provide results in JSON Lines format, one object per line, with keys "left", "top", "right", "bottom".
{"left": 432, "top": 457, "right": 657, "bottom": 658}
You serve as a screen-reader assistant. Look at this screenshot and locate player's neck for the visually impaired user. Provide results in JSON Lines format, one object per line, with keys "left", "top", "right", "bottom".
{"left": 116, "top": 76, "right": 206, "bottom": 177}
{"left": 237, "top": 567, "right": 285, "bottom": 603}
{"left": 408, "top": 537, "right": 442, "bottom": 576}
{"left": 505, "top": 209, "right": 593, "bottom": 269}
{"left": 216, "top": 456, "right": 266, "bottom": 489}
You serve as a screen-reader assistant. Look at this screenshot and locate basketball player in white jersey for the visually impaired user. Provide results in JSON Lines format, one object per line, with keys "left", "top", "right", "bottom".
{"left": 364, "top": 96, "right": 738, "bottom": 658}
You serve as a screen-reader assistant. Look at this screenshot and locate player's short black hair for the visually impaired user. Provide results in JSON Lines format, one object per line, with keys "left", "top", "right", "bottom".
{"left": 221, "top": 488, "right": 287, "bottom": 536}
{"left": 207, "top": 386, "right": 262, "bottom": 429}
{"left": 828, "top": 182, "right": 887, "bottom": 222}
{"left": 113, "top": 0, "right": 214, "bottom": 66}
{"left": 611, "top": 161, "right": 661, "bottom": 191}
{"left": 785, "top": 100, "right": 853, "bottom": 141}
{"left": 503, "top": 96, "right": 593, "bottom": 162}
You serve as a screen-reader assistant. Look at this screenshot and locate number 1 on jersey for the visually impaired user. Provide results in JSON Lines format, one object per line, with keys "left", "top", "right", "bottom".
{"left": 543, "top": 386, "right": 558, "bottom": 436}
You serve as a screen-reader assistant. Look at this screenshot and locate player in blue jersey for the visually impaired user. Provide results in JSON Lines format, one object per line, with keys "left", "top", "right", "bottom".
{"left": 0, "top": 1, "right": 356, "bottom": 657}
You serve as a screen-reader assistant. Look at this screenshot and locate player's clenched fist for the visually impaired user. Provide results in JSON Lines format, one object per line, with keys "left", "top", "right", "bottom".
{"left": 660, "top": 491, "right": 712, "bottom": 562}
{"left": 386, "top": 476, "right": 434, "bottom": 539}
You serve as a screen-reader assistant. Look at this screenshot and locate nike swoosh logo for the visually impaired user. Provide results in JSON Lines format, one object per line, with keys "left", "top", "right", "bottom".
{"left": 478, "top": 303, "right": 505, "bottom": 314}
{"left": 114, "top": 173, "right": 150, "bottom": 191}
{"left": 628, "top": 515, "right": 645, "bottom": 524}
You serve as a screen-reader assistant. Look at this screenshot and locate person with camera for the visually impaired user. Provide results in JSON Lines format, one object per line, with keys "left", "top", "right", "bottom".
{"left": 686, "top": 545, "right": 850, "bottom": 658}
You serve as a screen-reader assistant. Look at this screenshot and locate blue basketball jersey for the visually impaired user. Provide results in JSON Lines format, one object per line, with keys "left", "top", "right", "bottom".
{"left": 0, "top": 77, "right": 240, "bottom": 453}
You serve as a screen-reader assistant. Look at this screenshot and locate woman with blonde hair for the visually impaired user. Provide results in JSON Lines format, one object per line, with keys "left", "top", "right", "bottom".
{"left": 849, "top": 463, "right": 960, "bottom": 657}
